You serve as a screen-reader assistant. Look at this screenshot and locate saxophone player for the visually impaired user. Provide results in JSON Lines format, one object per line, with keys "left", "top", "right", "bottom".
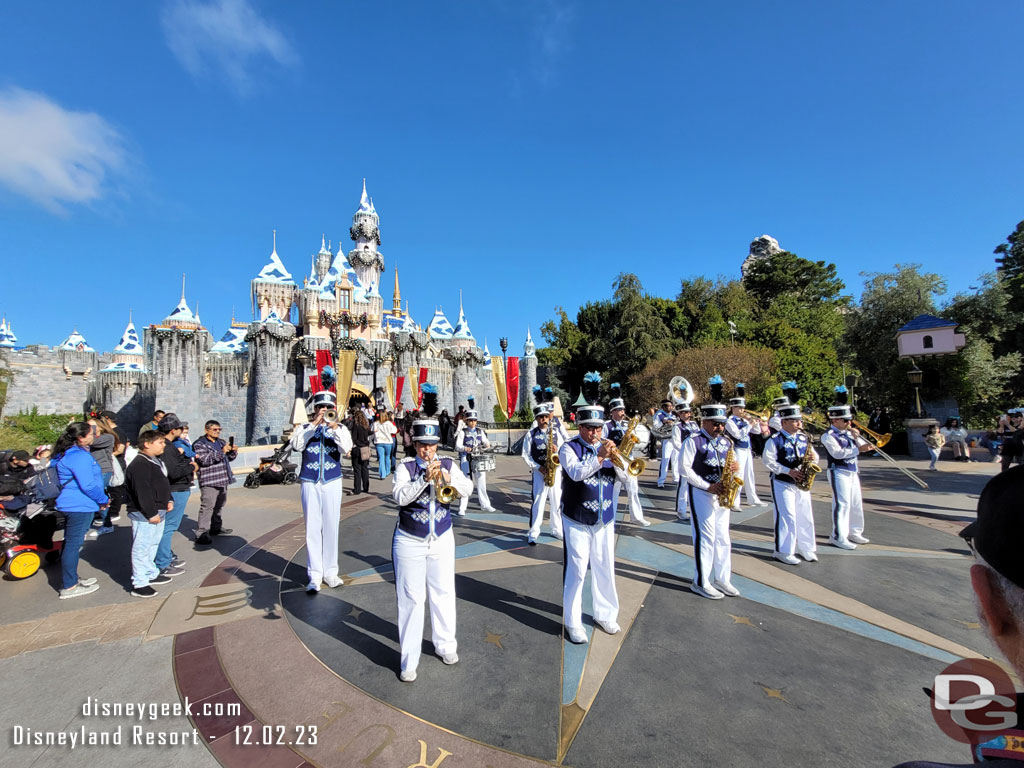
{"left": 603, "top": 385, "right": 651, "bottom": 527}
{"left": 725, "top": 384, "right": 769, "bottom": 510}
{"left": 762, "top": 404, "right": 819, "bottom": 565}
{"left": 521, "top": 404, "right": 564, "bottom": 545}
{"left": 679, "top": 403, "right": 741, "bottom": 600}
{"left": 821, "top": 386, "right": 873, "bottom": 549}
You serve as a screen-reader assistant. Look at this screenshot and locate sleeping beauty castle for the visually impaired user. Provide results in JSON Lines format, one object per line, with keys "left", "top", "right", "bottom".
{"left": 0, "top": 181, "right": 538, "bottom": 444}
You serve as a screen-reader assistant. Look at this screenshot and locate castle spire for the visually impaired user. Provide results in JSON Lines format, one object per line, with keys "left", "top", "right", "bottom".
{"left": 181, "top": 273, "right": 186, "bottom": 301}
{"left": 272, "top": 228, "right": 277, "bottom": 255}
{"left": 392, "top": 267, "right": 402, "bottom": 314}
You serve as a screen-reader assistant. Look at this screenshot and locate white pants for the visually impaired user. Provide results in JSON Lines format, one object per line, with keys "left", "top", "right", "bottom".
{"left": 770, "top": 478, "right": 816, "bottom": 556}
{"left": 562, "top": 515, "right": 619, "bottom": 630}
{"left": 658, "top": 439, "right": 678, "bottom": 486}
{"left": 458, "top": 469, "right": 491, "bottom": 514}
{"left": 529, "top": 469, "right": 563, "bottom": 540}
{"left": 300, "top": 479, "right": 343, "bottom": 583}
{"left": 392, "top": 527, "right": 457, "bottom": 674}
{"left": 735, "top": 448, "right": 763, "bottom": 506}
{"left": 612, "top": 476, "right": 645, "bottom": 523}
{"left": 688, "top": 485, "right": 732, "bottom": 590}
{"left": 827, "top": 468, "right": 864, "bottom": 541}
{"left": 675, "top": 477, "right": 689, "bottom": 519}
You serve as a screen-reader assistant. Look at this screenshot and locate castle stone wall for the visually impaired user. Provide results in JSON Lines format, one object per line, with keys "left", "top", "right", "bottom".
{"left": 1, "top": 347, "right": 104, "bottom": 417}
{"left": 203, "top": 356, "right": 251, "bottom": 445}
{"left": 248, "top": 323, "right": 296, "bottom": 445}
{"left": 99, "top": 373, "right": 157, "bottom": 437}
{"left": 146, "top": 329, "right": 210, "bottom": 435}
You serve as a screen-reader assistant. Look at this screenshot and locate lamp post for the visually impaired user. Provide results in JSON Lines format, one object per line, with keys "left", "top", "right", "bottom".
{"left": 907, "top": 363, "right": 924, "bottom": 418}
{"left": 499, "top": 336, "right": 510, "bottom": 454}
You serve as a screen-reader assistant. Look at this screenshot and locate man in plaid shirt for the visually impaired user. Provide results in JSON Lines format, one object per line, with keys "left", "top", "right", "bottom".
{"left": 193, "top": 420, "right": 238, "bottom": 546}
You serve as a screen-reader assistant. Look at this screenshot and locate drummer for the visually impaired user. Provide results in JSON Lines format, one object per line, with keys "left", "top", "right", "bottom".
{"left": 455, "top": 406, "right": 496, "bottom": 515}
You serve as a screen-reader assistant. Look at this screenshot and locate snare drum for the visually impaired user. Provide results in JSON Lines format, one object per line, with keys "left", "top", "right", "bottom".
{"left": 471, "top": 455, "right": 497, "bottom": 473}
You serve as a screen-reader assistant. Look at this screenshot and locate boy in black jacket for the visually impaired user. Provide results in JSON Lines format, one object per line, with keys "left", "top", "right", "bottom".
{"left": 126, "top": 431, "right": 174, "bottom": 598}
{"left": 156, "top": 413, "right": 194, "bottom": 577}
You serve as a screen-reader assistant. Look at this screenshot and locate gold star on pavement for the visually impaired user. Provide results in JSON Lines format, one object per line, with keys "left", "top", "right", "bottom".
{"left": 758, "top": 684, "right": 789, "bottom": 703}
{"left": 348, "top": 606, "right": 364, "bottom": 621}
{"left": 728, "top": 614, "right": 761, "bottom": 629}
{"left": 484, "top": 631, "right": 506, "bottom": 650}
{"left": 954, "top": 619, "right": 981, "bottom": 630}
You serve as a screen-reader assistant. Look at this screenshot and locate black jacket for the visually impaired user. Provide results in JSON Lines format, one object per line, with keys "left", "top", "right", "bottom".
{"left": 0, "top": 455, "right": 36, "bottom": 495}
{"left": 125, "top": 455, "right": 171, "bottom": 519}
{"left": 160, "top": 441, "right": 195, "bottom": 492}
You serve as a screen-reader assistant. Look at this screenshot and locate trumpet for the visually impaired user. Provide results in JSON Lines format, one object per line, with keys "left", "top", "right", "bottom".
{"left": 323, "top": 408, "right": 338, "bottom": 422}
{"left": 851, "top": 420, "right": 891, "bottom": 449}
{"left": 429, "top": 460, "right": 459, "bottom": 504}
{"left": 745, "top": 408, "right": 771, "bottom": 421}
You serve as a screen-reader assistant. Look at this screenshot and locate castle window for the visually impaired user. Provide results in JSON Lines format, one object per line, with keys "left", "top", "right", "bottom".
{"left": 341, "top": 327, "right": 349, "bottom": 338}
{"left": 341, "top": 290, "right": 350, "bottom": 311}
{"left": 922, "top": 335, "right": 934, "bottom": 349}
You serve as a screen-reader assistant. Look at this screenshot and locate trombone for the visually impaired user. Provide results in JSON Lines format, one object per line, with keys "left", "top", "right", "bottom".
{"left": 852, "top": 420, "right": 890, "bottom": 448}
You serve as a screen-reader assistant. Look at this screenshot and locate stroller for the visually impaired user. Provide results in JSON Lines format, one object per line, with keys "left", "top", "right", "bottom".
{"left": 243, "top": 443, "right": 297, "bottom": 489}
{"left": 0, "top": 474, "right": 65, "bottom": 580}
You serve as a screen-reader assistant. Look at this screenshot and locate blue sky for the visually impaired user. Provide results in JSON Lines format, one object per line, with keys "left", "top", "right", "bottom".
{"left": 1, "top": 0, "right": 1022, "bottom": 355}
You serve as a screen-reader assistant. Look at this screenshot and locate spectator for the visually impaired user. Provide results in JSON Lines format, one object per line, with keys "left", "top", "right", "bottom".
{"left": 942, "top": 418, "right": 972, "bottom": 462}
{"left": 350, "top": 411, "right": 371, "bottom": 494}
{"left": 156, "top": 413, "right": 193, "bottom": 576}
{"left": 52, "top": 422, "right": 109, "bottom": 599}
{"left": 0, "top": 450, "right": 36, "bottom": 512}
{"left": 30, "top": 445, "right": 52, "bottom": 470}
{"left": 177, "top": 423, "right": 195, "bottom": 458}
{"left": 193, "top": 420, "right": 237, "bottom": 546}
{"left": 107, "top": 436, "right": 127, "bottom": 524}
{"left": 981, "top": 430, "right": 1003, "bottom": 463}
{"left": 373, "top": 411, "right": 397, "bottom": 479}
{"left": 125, "top": 430, "right": 174, "bottom": 598}
{"left": 997, "top": 410, "right": 1024, "bottom": 473}
{"left": 923, "top": 424, "right": 945, "bottom": 470}
{"left": 87, "top": 417, "right": 117, "bottom": 535}
{"left": 98, "top": 410, "right": 125, "bottom": 445}
{"left": 138, "top": 410, "right": 165, "bottom": 438}
{"left": 439, "top": 409, "right": 452, "bottom": 447}
{"left": 388, "top": 410, "right": 399, "bottom": 472}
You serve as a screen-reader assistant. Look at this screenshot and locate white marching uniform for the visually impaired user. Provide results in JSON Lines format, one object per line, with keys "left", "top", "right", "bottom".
{"left": 820, "top": 427, "right": 866, "bottom": 544}
{"left": 725, "top": 414, "right": 765, "bottom": 507}
{"left": 456, "top": 427, "right": 493, "bottom": 515}
{"left": 654, "top": 408, "right": 680, "bottom": 486}
{"left": 680, "top": 430, "right": 736, "bottom": 591}
{"left": 289, "top": 422, "right": 354, "bottom": 586}
{"left": 522, "top": 424, "right": 564, "bottom": 541}
{"left": 602, "top": 419, "right": 647, "bottom": 524}
{"left": 673, "top": 419, "right": 700, "bottom": 519}
{"left": 763, "top": 432, "right": 818, "bottom": 558}
{"left": 392, "top": 457, "right": 474, "bottom": 675}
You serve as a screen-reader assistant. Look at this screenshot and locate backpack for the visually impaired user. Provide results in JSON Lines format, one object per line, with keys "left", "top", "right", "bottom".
{"left": 29, "top": 465, "right": 64, "bottom": 502}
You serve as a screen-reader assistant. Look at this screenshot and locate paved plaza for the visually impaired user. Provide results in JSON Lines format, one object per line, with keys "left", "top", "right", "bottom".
{"left": 0, "top": 453, "right": 1001, "bottom": 768}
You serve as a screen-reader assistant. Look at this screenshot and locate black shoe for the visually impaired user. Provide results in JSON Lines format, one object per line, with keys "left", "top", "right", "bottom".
{"left": 150, "top": 574, "right": 173, "bottom": 585}
{"left": 195, "top": 534, "right": 213, "bottom": 546}
{"left": 132, "top": 586, "right": 158, "bottom": 598}
{"left": 210, "top": 528, "right": 233, "bottom": 536}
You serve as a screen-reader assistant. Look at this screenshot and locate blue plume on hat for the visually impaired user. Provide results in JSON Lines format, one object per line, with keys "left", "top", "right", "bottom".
{"left": 834, "top": 384, "right": 849, "bottom": 405}
{"left": 543, "top": 386, "right": 554, "bottom": 403}
{"left": 467, "top": 395, "right": 475, "bottom": 409}
{"left": 709, "top": 374, "right": 724, "bottom": 404}
{"left": 781, "top": 380, "right": 799, "bottom": 404}
{"left": 421, "top": 382, "right": 439, "bottom": 417}
{"left": 735, "top": 382, "right": 746, "bottom": 398}
{"left": 321, "top": 365, "right": 336, "bottom": 391}
{"left": 709, "top": 375, "right": 724, "bottom": 385}
{"left": 582, "top": 371, "right": 602, "bottom": 406}
{"left": 610, "top": 382, "right": 621, "bottom": 395}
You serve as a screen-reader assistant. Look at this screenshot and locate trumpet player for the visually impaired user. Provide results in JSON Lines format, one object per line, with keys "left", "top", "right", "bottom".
{"left": 821, "top": 387, "right": 872, "bottom": 549}
{"left": 762, "top": 404, "right": 819, "bottom": 565}
{"left": 654, "top": 398, "right": 679, "bottom": 488}
{"left": 289, "top": 388, "right": 354, "bottom": 593}
{"left": 455, "top": 408, "right": 496, "bottom": 515}
{"left": 725, "top": 384, "right": 769, "bottom": 510}
{"left": 522, "top": 404, "right": 564, "bottom": 544}
{"left": 391, "top": 384, "right": 474, "bottom": 682}
{"left": 603, "top": 391, "right": 650, "bottom": 527}
{"left": 680, "top": 404, "right": 741, "bottom": 600}
{"left": 672, "top": 403, "right": 699, "bottom": 521}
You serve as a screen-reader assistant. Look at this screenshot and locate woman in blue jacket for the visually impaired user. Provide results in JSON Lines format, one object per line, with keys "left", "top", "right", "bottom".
{"left": 53, "top": 422, "right": 109, "bottom": 599}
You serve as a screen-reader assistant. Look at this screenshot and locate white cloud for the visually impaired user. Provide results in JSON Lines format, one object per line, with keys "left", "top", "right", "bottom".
{"left": 532, "top": 0, "right": 576, "bottom": 87}
{"left": 0, "top": 87, "right": 130, "bottom": 214}
{"left": 161, "top": 0, "right": 297, "bottom": 95}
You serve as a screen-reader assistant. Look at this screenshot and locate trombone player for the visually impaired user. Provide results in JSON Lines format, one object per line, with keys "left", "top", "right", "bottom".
{"left": 820, "top": 386, "right": 873, "bottom": 549}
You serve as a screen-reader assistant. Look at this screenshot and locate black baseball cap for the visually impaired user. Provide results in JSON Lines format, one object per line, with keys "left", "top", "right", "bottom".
{"left": 158, "top": 413, "right": 183, "bottom": 433}
{"left": 960, "top": 466, "right": 1024, "bottom": 589}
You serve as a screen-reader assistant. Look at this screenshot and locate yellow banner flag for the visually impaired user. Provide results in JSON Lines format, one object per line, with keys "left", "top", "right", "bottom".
{"left": 335, "top": 350, "right": 357, "bottom": 410}
{"left": 492, "top": 361, "right": 508, "bottom": 419}
{"left": 408, "top": 366, "right": 420, "bottom": 407}
{"left": 385, "top": 376, "right": 395, "bottom": 411}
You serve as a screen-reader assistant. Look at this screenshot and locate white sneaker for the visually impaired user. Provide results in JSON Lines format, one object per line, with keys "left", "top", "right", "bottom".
{"left": 59, "top": 583, "right": 99, "bottom": 599}
{"left": 754, "top": 500, "right": 769, "bottom": 507}
{"left": 713, "top": 580, "right": 741, "bottom": 597}
{"left": 84, "top": 530, "right": 98, "bottom": 540}
{"left": 633, "top": 519, "right": 652, "bottom": 527}
{"left": 829, "top": 537, "right": 857, "bottom": 550}
{"left": 552, "top": 531, "right": 564, "bottom": 541}
{"left": 690, "top": 583, "right": 725, "bottom": 600}
{"left": 848, "top": 533, "right": 870, "bottom": 545}
{"left": 798, "top": 550, "right": 818, "bottom": 562}
{"left": 324, "top": 576, "right": 343, "bottom": 588}
{"left": 457, "top": 510, "right": 466, "bottom": 516}
{"left": 439, "top": 652, "right": 459, "bottom": 665}
{"left": 731, "top": 506, "right": 742, "bottom": 512}
{"left": 566, "top": 626, "right": 588, "bottom": 644}
{"left": 676, "top": 513, "right": 690, "bottom": 522}
{"left": 482, "top": 507, "right": 497, "bottom": 512}
{"left": 596, "top": 619, "right": 620, "bottom": 635}
{"left": 78, "top": 577, "right": 99, "bottom": 587}
{"left": 773, "top": 551, "right": 800, "bottom": 565}
{"left": 400, "top": 669, "right": 417, "bottom": 682}
{"left": 306, "top": 581, "right": 321, "bottom": 593}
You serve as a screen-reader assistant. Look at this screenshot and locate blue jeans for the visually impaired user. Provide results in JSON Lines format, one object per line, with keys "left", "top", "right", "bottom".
{"left": 376, "top": 444, "right": 390, "bottom": 479}
{"left": 60, "top": 512, "right": 94, "bottom": 590}
{"left": 130, "top": 514, "right": 165, "bottom": 588}
{"left": 155, "top": 490, "right": 190, "bottom": 570}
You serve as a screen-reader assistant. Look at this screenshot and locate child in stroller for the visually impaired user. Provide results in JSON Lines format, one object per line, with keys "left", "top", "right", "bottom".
{"left": 243, "top": 443, "right": 297, "bottom": 489}
{"left": 0, "top": 473, "right": 65, "bottom": 580}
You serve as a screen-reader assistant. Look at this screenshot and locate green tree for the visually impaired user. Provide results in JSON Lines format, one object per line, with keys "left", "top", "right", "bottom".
{"left": 743, "top": 250, "right": 848, "bottom": 308}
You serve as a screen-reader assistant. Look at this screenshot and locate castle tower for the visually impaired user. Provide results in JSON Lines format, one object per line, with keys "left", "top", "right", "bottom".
{"left": 520, "top": 327, "right": 538, "bottom": 413}
{"left": 247, "top": 316, "right": 296, "bottom": 445}
{"left": 479, "top": 338, "right": 499, "bottom": 423}
{"left": 315, "top": 235, "right": 332, "bottom": 284}
{"left": 149, "top": 288, "right": 211, "bottom": 436}
{"left": 348, "top": 180, "right": 385, "bottom": 325}
{"left": 251, "top": 231, "right": 296, "bottom": 322}
{"left": 99, "top": 313, "right": 155, "bottom": 435}
{"left": 448, "top": 293, "right": 479, "bottom": 411}
{"left": 392, "top": 268, "right": 403, "bottom": 316}
{"left": 0, "top": 316, "right": 16, "bottom": 348}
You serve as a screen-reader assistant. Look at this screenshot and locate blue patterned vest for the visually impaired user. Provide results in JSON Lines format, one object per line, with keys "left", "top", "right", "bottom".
{"left": 605, "top": 419, "right": 626, "bottom": 445}
{"left": 528, "top": 426, "right": 548, "bottom": 465}
{"left": 561, "top": 438, "right": 616, "bottom": 526}
{"left": 728, "top": 415, "right": 751, "bottom": 450}
{"left": 299, "top": 427, "right": 344, "bottom": 483}
{"left": 460, "top": 427, "right": 485, "bottom": 457}
{"left": 679, "top": 419, "right": 699, "bottom": 441}
{"left": 397, "top": 457, "right": 455, "bottom": 538}
{"left": 825, "top": 428, "right": 858, "bottom": 472}
{"left": 688, "top": 432, "right": 733, "bottom": 485}
{"left": 769, "top": 431, "right": 808, "bottom": 484}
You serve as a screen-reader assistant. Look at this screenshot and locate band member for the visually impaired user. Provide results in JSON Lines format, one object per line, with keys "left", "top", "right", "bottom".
{"left": 391, "top": 383, "right": 474, "bottom": 682}
{"left": 762, "top": 404, "right": 819, "bottom": 565}
{"left": 654, "top": 399, "right": 679, "bottom": 488}
{"left": 603, "top": 384, "right": 650, "bottom": 527}
{"left": 522, "top": 404, "right": 564, "bottom": 544}
{"left": 560, "top": 372, "right": 623, "bottom": 642}
{"left": 768, "top": 396, "right": 789, "bottom": 434}
{"left": 680, "top": 403, "right": 741, "bottom": 599}
{"left": 672, "top": 403, "right": 700, "bottom": 521}
{"left": 455, "top": 404, "right": 496, "bottom": 515}
{"left": 820, "top": 386, "right": 872, "bottom": 549}
{"left": 289, "top": 386, "right": 353, "bottom": 593}
{"left": 726, "top": 384, "right": 769, "bottom": 510}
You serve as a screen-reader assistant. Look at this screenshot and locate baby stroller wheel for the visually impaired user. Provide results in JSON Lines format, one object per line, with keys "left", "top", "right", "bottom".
{"left": 245, "top": 473, "right": 261, "bottom": 489}
{"left": 5, "top": 549, "right": 42, "bottom": 580}
{"left": 282, "top": 471, "right": 297, "bottom": 485}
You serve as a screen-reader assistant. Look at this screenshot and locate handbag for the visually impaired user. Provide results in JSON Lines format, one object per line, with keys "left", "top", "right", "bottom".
{"left": 359, "top": 445, "right": 372, "bottom": 461}
{"left": 109, "top": 457, "right": 125, "bottom": 487}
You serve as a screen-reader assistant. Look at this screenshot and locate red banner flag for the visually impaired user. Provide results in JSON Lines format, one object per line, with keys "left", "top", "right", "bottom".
{"left": 395, "top": 376, "right": 405, "bottom": 408}
{"left": 315, "top": 349, "right": 336, "bottom": 392}
{"left": 506, "top": 357, "right": 520, "bottom": 417}
{"left": 309, "top": 374, "right": 320, "bottom": 394}
{"left": 418, "top": 367, "right": 429, "bottom": 407}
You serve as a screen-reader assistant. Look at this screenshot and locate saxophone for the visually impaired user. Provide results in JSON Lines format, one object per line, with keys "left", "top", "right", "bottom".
{"left": 611, "top": 415, "right": 647, "bottom": 476}
{"left": 795, "top": 445, "right": 822, "bottom": 492}
{"left": 542, "top": 420, "right": 560, "bottom": 487}
{"left": 717, "top": 447, "right": 743, "bottom": 508}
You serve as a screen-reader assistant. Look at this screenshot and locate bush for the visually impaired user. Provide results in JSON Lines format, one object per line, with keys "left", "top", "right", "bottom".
{"left": 0, "top": 408, "right": 79, "bottom": 452}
